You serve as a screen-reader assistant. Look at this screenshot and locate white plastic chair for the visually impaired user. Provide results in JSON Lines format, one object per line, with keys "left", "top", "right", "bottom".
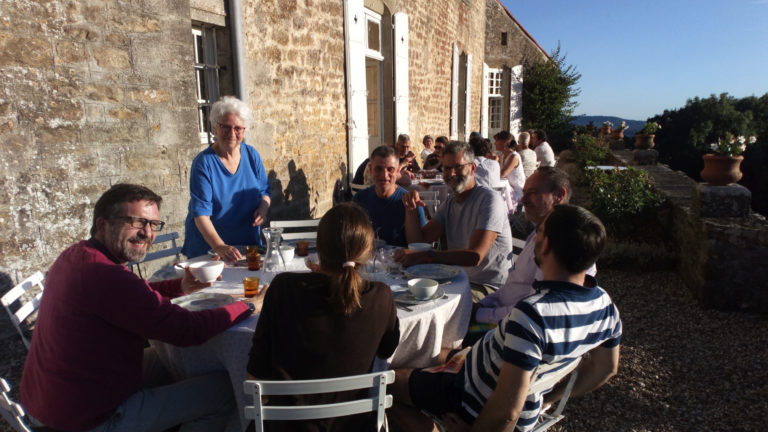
{"left": 529, "top": 356, "right": 582, "bottom": 432}
{"left": 129, "top": 231, "right": 182, "bottom": 279}
{"left": 269, "top": 219, "right": 320, "bottom": 241}
{"left": 1, "top": 271, "right": 44, "bottom": 349}
{"left": 244, "top": 370, "right": 395, "bottom": 432}
{"left": 350, "top": 182, "right": 368, "bottom": 196}
{"left": 430, "top": 357, "right": 582, "bottom": 432}
{"left": 1, "top": 377, "right": 32, "bottom": 432}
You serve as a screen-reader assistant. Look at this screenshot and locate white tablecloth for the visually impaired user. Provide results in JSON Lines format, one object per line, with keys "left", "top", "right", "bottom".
{"left": 151, "top": 249, "right": 471, "bottom": 431}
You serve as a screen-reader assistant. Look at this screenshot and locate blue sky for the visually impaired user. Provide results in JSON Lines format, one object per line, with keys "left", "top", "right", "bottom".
{"left": 501, "top": 0, "right": 768, "bottom": 121}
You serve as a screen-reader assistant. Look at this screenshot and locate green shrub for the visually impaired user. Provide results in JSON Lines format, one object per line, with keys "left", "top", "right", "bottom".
{"left": 572, "top": 133, "right": 609, "bottom": 166}
{"left": 585, "top": 167, "right": 663, "bottom": 223}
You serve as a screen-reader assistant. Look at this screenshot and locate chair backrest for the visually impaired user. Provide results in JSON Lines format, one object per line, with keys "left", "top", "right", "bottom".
{"left": 349, "top": 183, "right": 368, "bottom": 196}
{"left": 129, "top": 232, "right": 182, "bottom": 279}
{"left": 269, "top": 219, "right": 320, "bottom": 241}
{"left": 1, "top": 271, "right": 44, "bottom": 349}
{"left": 529, "top": 357, "right": 582, "bottom": 432}
{"left": 244, "top": 370, "right": 395, "bottom": 432}
{"left": 0, "top": 377, "right": 32, "bottom": 432}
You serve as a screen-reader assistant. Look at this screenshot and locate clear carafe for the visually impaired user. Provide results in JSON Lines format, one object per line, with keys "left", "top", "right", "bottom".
{"left": 262, "top": 227, "right": 286, "bottom": 272}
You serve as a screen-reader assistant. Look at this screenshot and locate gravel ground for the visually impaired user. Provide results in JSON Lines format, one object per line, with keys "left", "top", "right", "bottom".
{"left": 2, "top": 268, "right": 767, "bottom": 432}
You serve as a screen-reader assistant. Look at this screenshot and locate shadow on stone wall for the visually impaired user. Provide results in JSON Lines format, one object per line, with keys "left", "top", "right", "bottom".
{"left": 267, "top": 160, "right": 311, "bottom": 220}
{"left": 334, "top": 162, "right": 348, "bottom": 205}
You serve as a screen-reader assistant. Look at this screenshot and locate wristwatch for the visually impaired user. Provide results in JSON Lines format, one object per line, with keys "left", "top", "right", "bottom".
{"left": 246, "top": 302, "right": 256, "bottom": 312}
{"left": 425, "top": 249, "right": 436, "bottom": 263}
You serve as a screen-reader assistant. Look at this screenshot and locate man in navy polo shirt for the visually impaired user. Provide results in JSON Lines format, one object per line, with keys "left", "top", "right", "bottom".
{"left": 353, "top": 145, "right": 426, "bottom": 246}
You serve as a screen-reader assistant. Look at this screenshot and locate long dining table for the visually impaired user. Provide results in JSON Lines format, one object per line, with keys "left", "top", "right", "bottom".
{"left": 150, "top": 244, "right": 472, "bottom": 431}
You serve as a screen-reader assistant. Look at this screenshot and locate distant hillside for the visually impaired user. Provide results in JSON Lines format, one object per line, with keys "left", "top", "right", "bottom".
{"left": 572, "top": 115, "right": 645, "bottom": 136}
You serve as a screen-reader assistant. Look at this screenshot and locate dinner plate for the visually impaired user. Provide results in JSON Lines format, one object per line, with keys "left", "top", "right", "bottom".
{"left": 171, "top": 293, "right": 235, "bottom": 311}
{"left": 404, "top": 264, "right": 459, "bottom": 280}
{"left": 419, "top": 178, "right": 444, "bottom": 185}
{"left": 393, "top": 287, "right": 446, "bottom": 305}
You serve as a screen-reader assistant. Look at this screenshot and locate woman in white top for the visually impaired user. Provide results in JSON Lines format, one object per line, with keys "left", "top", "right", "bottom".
{"left": 469, "top": 136, "right": 502, "bottom": 190}
{"left": 517, "top": 131, "right": 538, "bottom": 178}
{"left": 420, "top": 135, "right": 434, "bottom": 165}
{"left": 494, "top": 131, "right": 525, "bottom": 213}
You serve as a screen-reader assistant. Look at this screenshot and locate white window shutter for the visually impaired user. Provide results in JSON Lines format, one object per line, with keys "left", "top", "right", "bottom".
{"left": 343, "top": 0, "right": 369, "bottom": 177}
{"left": 481, "top": 63, "right": 489, "bottom": 138}
{"left": 464, "top": 53, "right": 472, "bottom": 140}
{"left": 450, "top": 43, "right": 459, "bottom": 140}
{"left": 509, "top": 64, "right": 523, "bottom": 138}
{"left": 393, "top": 12, "right": 409, "bottom": 136}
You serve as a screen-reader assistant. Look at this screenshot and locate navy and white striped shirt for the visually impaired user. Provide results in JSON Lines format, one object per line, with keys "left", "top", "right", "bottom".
{"left": 462, "top": 276, "right": 622, "bottom": 431}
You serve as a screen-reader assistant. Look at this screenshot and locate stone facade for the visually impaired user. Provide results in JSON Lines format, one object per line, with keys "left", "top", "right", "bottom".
{"left": 484, "top": 0, "right": 548, "bottom": 68}
{"left": 0, "top": 0, "right": 544, "bottom": 284}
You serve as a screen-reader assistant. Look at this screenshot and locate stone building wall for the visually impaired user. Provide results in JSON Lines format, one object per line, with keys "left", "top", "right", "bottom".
{"left": 484, "top": 0, "right": 548, "bottom": 68}
{"left": 0, "top": 0, "right": 200, "bottom": 282}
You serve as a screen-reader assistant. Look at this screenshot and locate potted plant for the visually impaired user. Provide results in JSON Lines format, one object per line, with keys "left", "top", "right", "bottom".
{"left": 635, "top": 121, "right": 660, "bottom": 149}
{"left": 700, "top": 133, "right": 756, "bottom": 186}
{"left": 600, "top": 120, "right": 612, "bottom": 136}
{"left": 611, "top": 121, "right": 628, "bottom": 140}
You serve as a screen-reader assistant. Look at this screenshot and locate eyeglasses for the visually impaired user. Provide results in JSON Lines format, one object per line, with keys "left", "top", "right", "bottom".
{"left": 114, "top": 216, "right": 165, "bottom": 232}
{"left": 442, "top": 162, "right": 471, "bottom": 173}
{"left": 217, "top": 124, "right": 246, "bottom": 134}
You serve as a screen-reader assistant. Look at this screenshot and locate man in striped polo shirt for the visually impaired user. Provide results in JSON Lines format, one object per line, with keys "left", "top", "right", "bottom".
{"left": 392, "top": 204, "right": 622, "bottom": 431}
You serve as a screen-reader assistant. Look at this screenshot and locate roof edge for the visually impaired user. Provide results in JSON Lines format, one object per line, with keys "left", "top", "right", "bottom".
{"left": 496, "top": 0, "right": 551, "bottom": 61}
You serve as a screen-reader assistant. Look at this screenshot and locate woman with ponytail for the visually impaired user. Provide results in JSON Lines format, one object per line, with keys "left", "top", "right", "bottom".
{"left": 246, "top": 202, "right": 400, "bottom": 431}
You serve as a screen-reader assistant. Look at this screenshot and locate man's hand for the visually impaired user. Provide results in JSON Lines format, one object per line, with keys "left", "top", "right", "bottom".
{"left": 401, "top": 189, "right": 425, "bottom": 211}
{"left": 394, "top": 249, "right": 426, "bottom": 267}
{"left": 242, "top": 284, "right": 269, "bottom": 314}
{"left": 443, "top": 412, "right": 471, "bottom": 432}
{"left": 180, "top": 267, "right": 221, "bottom": 295}
{"left": 305, "top": 258, "right": 321, "bottom": 273}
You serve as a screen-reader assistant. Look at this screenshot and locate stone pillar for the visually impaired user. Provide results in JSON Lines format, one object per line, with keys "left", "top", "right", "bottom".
{"left": 692, "top": 183, "right": 752, "bottom": 218}
{"left": 632, "top": 149, "right": 658, "bottom": 165}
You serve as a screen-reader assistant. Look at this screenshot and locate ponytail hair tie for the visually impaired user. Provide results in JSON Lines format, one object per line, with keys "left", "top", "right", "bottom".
{"left": 342, "top": 261, "right": 356, "bottom": 269}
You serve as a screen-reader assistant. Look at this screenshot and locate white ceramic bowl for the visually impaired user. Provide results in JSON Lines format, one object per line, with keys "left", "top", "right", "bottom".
{"left": 271, "top": 245, "right": 295, "bottom": 262}
{"left": 408, "top": 278, "right": 438, "bottom": 300}
{"left": 187, "top": 261, "right": 224, "bottom": 283}
{"left": 408, "top": 242, "right": 433, "bottom": 252}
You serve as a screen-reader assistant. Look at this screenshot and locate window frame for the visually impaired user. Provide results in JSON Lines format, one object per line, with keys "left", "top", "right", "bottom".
{"left": 193, "top": 25, "right": 221, "bottom": 145}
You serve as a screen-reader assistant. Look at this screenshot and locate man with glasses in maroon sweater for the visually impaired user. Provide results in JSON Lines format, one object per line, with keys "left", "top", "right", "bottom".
{"left": 21, "top": 183, "right": 262, "bottom": 432}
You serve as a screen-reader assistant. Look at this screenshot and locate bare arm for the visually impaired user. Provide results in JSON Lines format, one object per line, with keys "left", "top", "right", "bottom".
{"left": 397, "top": 228, "right": 498, "bottom": 268}
{"left": 193, "top": 215, "right": 242, "bottom": 263}
{"left": 544, "top": 345, "right": 620, "bottom": 405}
{"left": 499, "top": 153, "right": 520, "bottom": 179}
{"left": 252, "top": 195, "right": 271, "bottom": 227}
{"left": 471, "top": 361, "right": 532, "bottom": 432}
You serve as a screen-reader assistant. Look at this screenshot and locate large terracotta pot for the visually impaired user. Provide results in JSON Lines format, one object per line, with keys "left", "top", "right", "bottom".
{"left": 600, "top": 126, "right": 611, "bottom": 136}
{"left": 635, "top": 133, "right": 655, "bottom": 149}
{"left": 700, "top": 154, "right": 744, "bottom": 186}
{"left": 610, "top": 129, "right": 624, "bottom": 140}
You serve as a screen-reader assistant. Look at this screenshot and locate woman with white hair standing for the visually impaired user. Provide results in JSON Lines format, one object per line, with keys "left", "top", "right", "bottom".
{"left": 181, "top": 96, "right": 271, "bottom": 262}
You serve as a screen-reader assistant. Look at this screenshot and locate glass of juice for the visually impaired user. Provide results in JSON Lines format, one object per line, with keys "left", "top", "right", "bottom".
{"left": 243, "top": 276, "right": 260, "bottom": 298}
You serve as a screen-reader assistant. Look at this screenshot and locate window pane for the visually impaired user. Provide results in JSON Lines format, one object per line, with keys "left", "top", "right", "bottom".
{"left": 489, "top": 98, "right": 502, "bottom": 129}
{"left": 196, "top": 68, "right": 206, "bottom": 100}
{"left": 367, "top": 19, "right": 380, "bottom": 53}
{"left": 194, "top": 33, "right": 203, "bottom": 64}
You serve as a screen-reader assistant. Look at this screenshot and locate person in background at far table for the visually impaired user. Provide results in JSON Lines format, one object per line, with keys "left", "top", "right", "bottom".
{"left": 390, "top": 204, "right": 622, "bottom": 432}
{"left": 517, "top": 131, "right": 538, "bottom": 178}
{"left": 396, "top": 133, "right": 421, "bottom": 175}
{"left": 494, "top": 131, "right": 525, "bottom": 214}
{"left": 471, "top": 167, "right": 596, "bottom": 329}
{"left": 530, "top": 129, "right": 556, "bottom": 168}
{"left": 396, "top": 141, "right": 513, "bottom": 301}
{"left": 21, "top": 183, "right": 263, "bottom": 432}
{"left": 469, "top": 135, "right": 502, "bottom": 191}
{"left": 182, "top": 96, "right": 271, "bottom": 263}
{"left": 423, "top": 135, "right": 448, "bottom": 172}
{"left": 353, "top": 145, "right": 426, "bottom": 246}
{"left": 247, "top": 202, "right": 400, "bottom": 432}
{"left": 352, "top": 140, "right": 414, "bottom": 188}
{"left": 421, "top": 134, "right": 435, "bottom": 165}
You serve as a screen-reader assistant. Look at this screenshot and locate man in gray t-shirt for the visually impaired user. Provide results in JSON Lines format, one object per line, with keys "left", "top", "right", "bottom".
{"left": 397, "top": 141, "right": 513, "bottom": 293}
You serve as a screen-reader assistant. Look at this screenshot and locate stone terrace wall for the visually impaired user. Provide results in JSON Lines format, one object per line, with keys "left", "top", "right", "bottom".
{"left": 613, "top": 150, "right": 768, "bottom": 312}
{"left": 0, "top": 0, "right": 199, "bottom": 282}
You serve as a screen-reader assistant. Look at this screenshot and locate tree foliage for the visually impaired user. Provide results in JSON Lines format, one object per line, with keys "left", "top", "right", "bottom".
{"left": 522, "top": 43, "right": 581, "bottom": 134}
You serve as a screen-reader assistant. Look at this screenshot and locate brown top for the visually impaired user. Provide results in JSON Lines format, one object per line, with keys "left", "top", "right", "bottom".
{"left": 247, "top": 272, "right": 399, "bottom": 432}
